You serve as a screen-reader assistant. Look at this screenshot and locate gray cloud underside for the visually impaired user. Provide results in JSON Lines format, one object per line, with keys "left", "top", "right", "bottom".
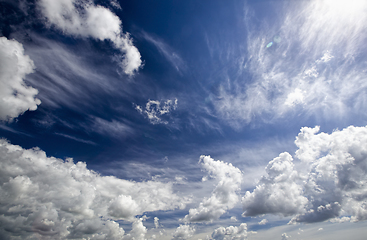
{"left": 242, "top": 125, "right": 367, "bottom": 223}
{"left": 0, "top": 139, "right": 186, "bottom": 239}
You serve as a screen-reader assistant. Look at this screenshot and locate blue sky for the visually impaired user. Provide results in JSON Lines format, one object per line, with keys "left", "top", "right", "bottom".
{"left": 1, "top": 0, "right": 367, "bottom": 239}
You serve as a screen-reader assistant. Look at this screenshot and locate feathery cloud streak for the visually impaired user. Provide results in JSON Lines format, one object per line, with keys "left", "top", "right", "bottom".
{"left": 213, "top": 0, "right": 367, "bottom": 126}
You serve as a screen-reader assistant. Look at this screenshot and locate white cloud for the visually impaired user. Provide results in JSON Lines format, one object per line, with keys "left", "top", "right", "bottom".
{"left": 242, "top": 125, "right": 367, "bottom": 223}
{"left": 0, "top": 139, "right": 186, "bottom": 239}
{"left": 315, "top": 51, "right": 334, "bottom": 64}
{"left": 142, "top": 32, "right": 186, "bottom": 73}
{"left": 154, "top": 217, "right": 160, "bottom": 229}
{"left": 211, "top": 223, "right": 248, "bottom": 240}
{"left": 281, "top": 233, "right": 290, "bottom": 240}
{"left": 230, "top": 216, "right": 238, "bottom": 222}
{"left": 90, "top": 117, "right": 134, "bottom": 137}
{"left": 172, "top": 224, "right": 195, "bottom": 240}
{"left": 38, "top": 0, "right": 142, "bottom": 75}
{"left": 284, "top": 88, "right": 305, "bottom": 107}
{"left": 124, "top": 216, "right": 148, "bottom": 240}
{"left": 135, "top": 99, "right": 178, "bottom": 124}
{"left": 291, "top": 125, "right": 367, "bottom": 223}
{"left": 0, "top": 37, "right": 41, "bottom": 121}
{"left": 184, "top": 155, "right": 242, "bottom": 222}
{"left": 213, "top": 0, "right": 367, "bottom": 126}
{"left": 242, "top": 152, "right": 308, "bottom": 217}
{"left": 258, "top": 219, "right": 268, "bottom": 225}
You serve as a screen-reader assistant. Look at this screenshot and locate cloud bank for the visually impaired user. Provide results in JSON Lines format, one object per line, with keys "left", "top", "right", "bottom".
{"left": 0, "top": 139, "right": 186, "bottom": 239}
{"left": 172, "top": 224, "right": 195, "bottom": 240}
{"left": 38, "top": 0, "right": 142, "bottom": 75}
{"left": 0, "top": 37, "right": 41, "bottom": 121}
{"left": 242, "top": 125, "right": 367, "bottom": 223}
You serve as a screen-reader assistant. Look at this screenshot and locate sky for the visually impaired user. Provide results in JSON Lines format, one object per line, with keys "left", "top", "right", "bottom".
{"left": 1, "top": 0, "right": 367, "bottom": 239}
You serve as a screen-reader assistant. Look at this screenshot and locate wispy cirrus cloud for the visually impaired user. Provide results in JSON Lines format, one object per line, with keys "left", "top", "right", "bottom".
{"left": 212, "top": 0, "right": 367, "bottom": 127}
{"left": 141, "top": 31, "right": 186, "bottom": 73}
{"left": 54, "top": 132, "right": 97, "bottom": 146}
{"left": 24, "top": 35, "right": 121, "bottom": 110}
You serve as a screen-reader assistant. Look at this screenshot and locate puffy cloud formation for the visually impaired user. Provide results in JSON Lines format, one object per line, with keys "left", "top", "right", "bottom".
{"left": 154, "top": 217, "right": 160, "bottom": 229}
{"left": 242, "top": 152, "right": 307, "bottom": 217}
{"left": 281, "top": 233, "right": 290, "bottom": 240}
{"left": 184, "top": 155, "right": 242, "bottom": 222}
{"left": 135, "top": 99, "right": 178, "bottom": 124}
{"left": 211, "top": 223, "right": 248, "bottom": 240}
{"left": 291, "top": 125, "right": 367, "bottom": 223}
{"left": 124, "top": 216, "right": 147, "bottom": 240}
{"left": 38, "top": 0, "right": 142, "bottom": 75}
{"left": 242, "top": 125, "right": 367, "bottom": 223}
{"left": 172, "top": 224, "right": 195, "bottom": 240}
{"left": 0, "top": 139, "right": 185, "bottom": 239}
{"left": 0, "top": 37, "right": 41, "bottom": 121}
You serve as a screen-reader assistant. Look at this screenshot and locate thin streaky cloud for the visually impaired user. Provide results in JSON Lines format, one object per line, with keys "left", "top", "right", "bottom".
{"left": 54, "top": 132, "right": 97, "bottom": 146}
{"left": 212, "top": 0, "right": 367, "bottom": 127}
{"left": 141, "top": 31, "right": 186, "bottom": 73}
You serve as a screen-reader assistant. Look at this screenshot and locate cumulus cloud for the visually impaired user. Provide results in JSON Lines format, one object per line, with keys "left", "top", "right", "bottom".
{"left": 291, "top": 125, "right": 367, "bottom": 223}
{"left": 242, "top": 152, "right": 308, "bottom": 217}
{"left": 124, "top": 216, "right": 148, "bottom": 240}
{"left": 242, "top": 125, "right": 367, "bottom": 223}
{"left": 213, "top": 0, "right": 367, "bottom": 125}
{"left": 172, "top": 224, "right": 195, "bottom": 240}
{"left": 38, "top": 0, "right": 142, "bottom": 75}
{"left": 281, "top": 233, "right": 290, "bottom": 240}
{"left": 184, "top": 155, "right": 242, "bottom": 222}
{"left": 211, "top": 223, "right": 248, "bottom": 240}
{"left": 0, "top": 37, "right": 41, "bottom": 121}
{"left": 135, "top": 99, "right": 178, "bottom": 124}
{"left": 154, "top": 217, "right": 160, "bottom": 229}
{"left": 0, "top": 139, "right": 185, "bottom": 239}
